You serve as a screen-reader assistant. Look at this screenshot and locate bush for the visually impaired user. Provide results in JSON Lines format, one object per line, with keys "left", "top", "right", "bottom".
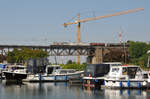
{"left": 60, "top": 63, "right": 86, "bottom": 70}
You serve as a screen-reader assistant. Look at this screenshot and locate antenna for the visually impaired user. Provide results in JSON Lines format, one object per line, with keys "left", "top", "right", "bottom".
{"left": 119, "top": 26, "right": 123, "bottom": 43}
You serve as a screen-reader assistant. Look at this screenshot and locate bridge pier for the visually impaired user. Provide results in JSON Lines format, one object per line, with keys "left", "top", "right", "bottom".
{"left": 87, "top": 48, "right": 104, "bottom": 64}
{"left": 92, "top": 48, "right": 104, "bottom": 64}
{"left": 86, "top": 56, "right": 92, "bottom": 64}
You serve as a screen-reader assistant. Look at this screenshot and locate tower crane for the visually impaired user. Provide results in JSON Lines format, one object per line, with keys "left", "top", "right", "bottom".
{"left": 63, "top": 8, "right": 144, "bottom": 64}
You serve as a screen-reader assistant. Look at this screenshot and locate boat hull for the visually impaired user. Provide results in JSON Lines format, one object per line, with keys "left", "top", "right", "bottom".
{"left": 82, "top": 77, "right": 105, "bottom": 88}
{"left": 23, "top": 71, "right": 84, "bottom": 82}
{"left": 3, "top": 71, "right": 27, "bottom": 81}
{"left": 104, "top": 79, "right": 148, "bottom": 89}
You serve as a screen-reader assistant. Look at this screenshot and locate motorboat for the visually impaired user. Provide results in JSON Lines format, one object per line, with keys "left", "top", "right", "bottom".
{"left": 3, "top": 65, "right": 27, "bottom": 81}
{"left": 104, "top": 65, "right": 149, "bottom": 89}
{"left": 82, "top": 62, "right": 122, "bottom": 87}
{"left": 23, "top": 65, "right": 84, "bottom": 82}
{"left": 0, "top": 64, "right": 6, "bottom": 79}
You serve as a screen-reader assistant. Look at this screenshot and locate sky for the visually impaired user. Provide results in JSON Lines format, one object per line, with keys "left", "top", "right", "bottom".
{"left": 0, "top": 0, "right": 149, "bottom": 46}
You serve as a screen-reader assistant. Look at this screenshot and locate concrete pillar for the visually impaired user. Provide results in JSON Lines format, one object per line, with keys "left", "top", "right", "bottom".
{"left": 92, "top": 48, "right": 103, "bottom": 64}
{"left": 86, "top": 56, "right": 93, "bottom": 64}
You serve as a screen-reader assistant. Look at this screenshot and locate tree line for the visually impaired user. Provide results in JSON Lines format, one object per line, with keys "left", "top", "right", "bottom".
{"left": 0, "top": 48, "right": 49, "bottom": 64}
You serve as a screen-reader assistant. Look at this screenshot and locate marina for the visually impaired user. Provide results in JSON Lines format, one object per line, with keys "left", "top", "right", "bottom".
{"left": 0, "top": 0, "right": 149, "bottom": 99}
{"left": 1, "top": 62, "right": 150, "bottom": 90}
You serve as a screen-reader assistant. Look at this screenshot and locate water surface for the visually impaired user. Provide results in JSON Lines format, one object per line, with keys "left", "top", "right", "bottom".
{"left": 0, "top": 80, "right": 150, "bottom": 99}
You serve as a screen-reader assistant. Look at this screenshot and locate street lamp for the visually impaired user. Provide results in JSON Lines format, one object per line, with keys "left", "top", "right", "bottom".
{"left": 147, "top": 50, "right": 150, "bottom": 67}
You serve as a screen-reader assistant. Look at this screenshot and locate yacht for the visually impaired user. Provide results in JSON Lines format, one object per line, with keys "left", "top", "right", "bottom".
{"left": 23, "top": 65, "right": 84, "bottom": 82}
{"left": 0, "top": 64, "right": 6, "bottom": 79}
{"left": 104, "top": 65, "right": 149, "bottom": 89}
{"left": 3, "top": 65, "right": 27, "bottom": 81}
{"left": 82, "top": 62, "right": 122, "bottom": 87}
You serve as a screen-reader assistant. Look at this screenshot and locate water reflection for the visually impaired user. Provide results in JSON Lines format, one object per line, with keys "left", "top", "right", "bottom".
{"left": 0, "top": 80, "right": 150, "bottom": 99}
{"left": 104, "top": 89, "right": 149, "bottom": 99}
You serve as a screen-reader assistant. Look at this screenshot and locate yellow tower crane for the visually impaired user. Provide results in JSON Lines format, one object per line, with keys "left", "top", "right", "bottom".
{"left": 63, "top": 8, "right": 144, "bottom": 64}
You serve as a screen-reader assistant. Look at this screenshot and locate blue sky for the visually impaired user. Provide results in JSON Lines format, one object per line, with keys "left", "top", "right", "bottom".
{"left": 0, "top": 0, "right": 149, "bottom": 45}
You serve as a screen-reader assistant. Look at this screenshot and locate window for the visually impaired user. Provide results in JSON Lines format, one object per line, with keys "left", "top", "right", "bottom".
{"left": 122, "top": 67, "right": 127, "bottom": 75}
{"left": 112, "top": 68, "right": 119, "bottom": 73}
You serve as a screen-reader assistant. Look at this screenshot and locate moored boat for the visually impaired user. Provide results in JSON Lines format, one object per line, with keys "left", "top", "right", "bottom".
{"left": 82, "top": 62, "right": 122, "bottom": 87}
{"left": 104, "top": 65, "right": 149, "bottom": 89}
{"left": 3, "top": 65, "right": 27, "bottom": 81}
{"left": 0, "top": 64, "right": 6, "bottom": 79}
{"left": 23, "top": 65, "right": 84, "bottom": 82}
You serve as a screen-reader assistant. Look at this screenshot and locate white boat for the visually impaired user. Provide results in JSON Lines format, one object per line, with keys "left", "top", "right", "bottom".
{"left": 23, "top": 65, "right": 84, "bottom": 82}
{"left": 104, "top": 65, "right": 149, "bottom": 89}
{"left": 0, "top": 64, "right": 6, "bottom": 79}
{"left": 82, "top": 62, "right": 122, "bottom": 87}
{"left": 3, "top": 65, "right": 27, "bottom": 81}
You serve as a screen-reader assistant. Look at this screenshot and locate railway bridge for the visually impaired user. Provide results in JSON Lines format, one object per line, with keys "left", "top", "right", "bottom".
{"left": 0, "top": 43, "right": 129, "bottom": 64}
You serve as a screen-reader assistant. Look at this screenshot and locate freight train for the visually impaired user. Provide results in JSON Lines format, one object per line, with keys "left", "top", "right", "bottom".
{"left": 51, "top": 42, "right": 129, "bottom": 47}
{"left": 51, "top": 42, "right": 90, "bottom": 46}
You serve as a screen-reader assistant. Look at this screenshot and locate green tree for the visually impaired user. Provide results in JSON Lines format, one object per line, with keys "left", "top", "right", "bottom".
{"left": 60, "top": 62, "right": 86, "bottom": 70}
{"left": 7, "top": 48, "right": 49, "bottom": 64}
{"left": 129, "top": 41, "right": 149, "bottom": 59}
{"left": 66, "top": 60, "right": 73, "bottom": 64}
{"left": 128, "top": 41, "right": 150, "bottom": 68}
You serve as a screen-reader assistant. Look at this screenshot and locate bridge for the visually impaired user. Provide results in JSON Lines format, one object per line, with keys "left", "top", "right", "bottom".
{"left": 0, "top": 43, "right": 129, "bottom": 64}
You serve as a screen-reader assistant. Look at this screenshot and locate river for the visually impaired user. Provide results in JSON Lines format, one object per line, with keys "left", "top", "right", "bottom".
{"left": 0, "top": 80, "right": 150, "bottom": 99}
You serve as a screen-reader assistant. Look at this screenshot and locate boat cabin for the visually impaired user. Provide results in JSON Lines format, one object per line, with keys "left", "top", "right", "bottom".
{"left": 84, "top": 62, "right": 122, "bottom": 78}
{"left": 46, "top": 65, "right": 77, "bottom": 75}
{"left": 108, "top": 65, "right": 143, "bottom": 79}
{"left": 46, "top": 65, "right": 61, "bottom": 74}
{"left": 84, "top": 64, "right": 110, "bottom": 77}
{"left": 104, "top": 65, "right": 150, "bottom": 88}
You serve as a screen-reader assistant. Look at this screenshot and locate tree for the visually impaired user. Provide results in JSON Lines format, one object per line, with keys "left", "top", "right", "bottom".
{"left": 129, "top": 41, "right": 149, "bottom": 59}
{"left": 0, "top": 54, "right": 7, "bottom": 63}
{"left": 104, "top": 49, "right": 128, "bottom": 63}
{"left": 60, "top": 63, "right": 86, "bottom": 70}
{"left": 7, "top": 48, "right": 49, "bottom": 64}
{"left": 128, "top": 41, "right": 150, "bottom": 67}
{"left": 66, "top": 60, "right": 73, "bottom": 64}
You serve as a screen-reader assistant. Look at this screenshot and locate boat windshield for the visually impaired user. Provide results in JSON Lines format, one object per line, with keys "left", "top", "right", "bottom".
{"left": 59, "top": 70, "right": 76, "bottom": 74}
{"left": 111, "top": 64, "right": 122, "bottom": 66}
{"left": 111, "top": 68, "right": 120, "bottom": 73}
{"left": 143, "top": 73, "right": 149, "bottom": 79}
{"left": 47, "top": 66, "right": 61, "bottom": 74}
{"left": 12, "top": 66, "right": 25, "bottom": 70}
{"left": 127, "top": 67, "right": 138, "bottom": 79}
{"left": 47, "top": 67, "right": 54, "bottom": 74}
{"left": 84, "top": 65, "right": 95, "bottom": 76}
{"left": 86, "top": 65, "right": 94, "bottom": 73}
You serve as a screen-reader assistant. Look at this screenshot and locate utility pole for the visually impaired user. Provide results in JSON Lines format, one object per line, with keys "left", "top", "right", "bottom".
{"left": 147, "top": 50, "right": 150, "bottom": 67}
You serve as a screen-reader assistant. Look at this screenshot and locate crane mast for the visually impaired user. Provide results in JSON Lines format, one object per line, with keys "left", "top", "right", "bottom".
{"left": 63, "top": 8, "right": 144, "bottom": 64}
{"left": 77, "top": 13, "right": 81, "bottom": 43}
{"left": 77, "top": 13, "right": 81, "bottom": 64}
